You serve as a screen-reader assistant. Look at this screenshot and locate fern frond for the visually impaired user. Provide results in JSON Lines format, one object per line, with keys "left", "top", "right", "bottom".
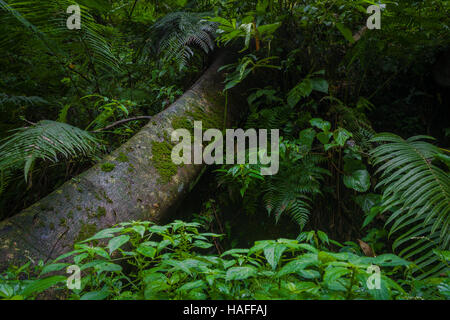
{"left": 0, "top": 0, "right": 120, "bottom": 72}
{"left": 151, "top": 11, "right": 218, "bottom": 69}
{"left": 331, "top": 104, "right": 376, "bottom": 151}
{"left": 370, "top": 133, "right": 450, "bottom": 278}
{"left": 263, "top": 155, "right": 329, "bottom": 229}
{"left": 0, "top": 120, "right": 98, "bottom": 181}
{"left": 0, "top": 93, "right": 48, "bottom": 108}
{"left": 245, "top": 106, "right": 292, "bottom": 130}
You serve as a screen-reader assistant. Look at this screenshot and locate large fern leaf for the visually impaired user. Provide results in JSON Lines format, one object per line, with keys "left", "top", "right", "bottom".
{"left": 0, "top": 93, "right": 48, "bottom": 109}
{"left": 370, "top": 133, "right": 450, "bottom": 278}
{"left": 0, "top": 120, "right": 98, "bottom": 181}
{"left": 263, "top": 155, "right": 329, "bottom": 229}
{"left": 0, "top": 0, "right": 120, "bottom": 72}
{"left": 150, "top": 11, "right": 218, "bottom": 69}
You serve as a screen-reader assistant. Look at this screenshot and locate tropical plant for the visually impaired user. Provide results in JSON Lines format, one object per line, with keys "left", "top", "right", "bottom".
{"left": 370, "top": 133, "right": 450, "bottom": 278}
{"left": 0, "top": 0, "right": 120, "bottom": 77}
{"left": 0, "top": 120, "right": 98, "bottom": 182}
{"left": 264, "top": 152, "right": 329, "bottom": 229}
{"left": 3, "top": 220, "right": 445, "bottom": 300}
{"left": 150, "top": 11, "right": 218, "bottom": 70}
{"left": 81, "top": 94, "right": 137, "bottom": 131}
{"left": 209, "top": 15, "right": 280, "bottom": 52}
{"left": 0, "top": 93, "right": 48, "bottom": 108}
{"left": 219, "top": 54, "right": 280, "bottom": 91}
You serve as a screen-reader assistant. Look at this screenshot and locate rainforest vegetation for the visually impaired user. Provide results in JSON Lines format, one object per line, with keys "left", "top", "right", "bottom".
{"left": 0, "top": 0, "right": 449, "bottom": 300}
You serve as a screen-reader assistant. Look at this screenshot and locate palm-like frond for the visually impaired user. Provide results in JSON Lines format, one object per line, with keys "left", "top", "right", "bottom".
{"left": 0, "top": 0, "right": 120, "bottom": 72}
{"left": 332, "top": 104, "right": 375, "bottom": 151}
{"left": 264, "top": 155, "right": 329, "bottom": 228}
{"left": 0, "top": 120, "right": 98, "bottom": 181}
{"left": 246, "top": 106, "right": 292, "bottom": 131}
{"left": 151, "top": 11, "right": 218, "bottom": 69}
{"left": 370, "top": 133, "right": 450, "bottom": 278}
{"left": 0, "top": 93, "right": 48, "bottom": 109}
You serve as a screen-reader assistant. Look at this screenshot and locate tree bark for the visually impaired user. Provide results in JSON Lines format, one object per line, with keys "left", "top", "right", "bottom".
{"left": 0, "top": 51, "right": 245, "bottom": 270}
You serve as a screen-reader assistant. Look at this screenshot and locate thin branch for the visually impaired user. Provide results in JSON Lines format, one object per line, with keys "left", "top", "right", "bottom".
{"left": 22, "top": 118, "right": 37, "bottom": 126}
{"left": 129, "top": 0, "right": 139, "bottom": 18}
{"left": 92, "top": 116, "right": 152, "bottom": 132}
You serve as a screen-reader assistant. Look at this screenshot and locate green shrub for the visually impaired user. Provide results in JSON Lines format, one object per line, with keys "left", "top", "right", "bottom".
{"left": 1, "top": 220, "right": 448, "bottom": 300}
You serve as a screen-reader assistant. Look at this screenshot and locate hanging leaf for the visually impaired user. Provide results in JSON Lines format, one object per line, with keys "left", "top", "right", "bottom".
{"left": 343, "top": 169, "right": 371, "bottom": 192}
{"left": 287, "top": 79, "right": 313, "bottom": 108}
{"left": 107, "top": 235, "right": 130, "bottom": 254}
{"left": 336, "top": 23, "right": 355, "bottom": 44}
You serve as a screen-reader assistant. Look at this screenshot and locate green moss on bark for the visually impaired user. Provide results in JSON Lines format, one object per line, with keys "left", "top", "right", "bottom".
{"left": 151, "top": 102, "right": 225, "bottom": 184}
{"left": 101, "top": 163, "right": 116, "bottom": 172}
{"left": 151, "top": 140, "right": 178, "bottom": 183}
{"left": 117, "top": 152, "right": 129, "bottom": 162}
{"left": 76, "top": 223, "right": 98, "bottom": 243}
{"left": 186, "top": 105, "right": 224, "bottom": 131}
{"left": 171, "top": 116, "right": 194, "bottom": 132}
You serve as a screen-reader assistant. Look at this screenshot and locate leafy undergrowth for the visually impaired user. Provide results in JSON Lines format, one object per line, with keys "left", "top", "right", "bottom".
{"left": 0, "top": 221, "right": 448, "bottom": 300}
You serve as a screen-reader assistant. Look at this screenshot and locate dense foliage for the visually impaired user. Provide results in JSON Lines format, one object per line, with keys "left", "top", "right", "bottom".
{"left": 0, "top": 0, "right": 449, "bottom": 300}
{"left": 1, "top": 220, "right": 448, "bottom": 300}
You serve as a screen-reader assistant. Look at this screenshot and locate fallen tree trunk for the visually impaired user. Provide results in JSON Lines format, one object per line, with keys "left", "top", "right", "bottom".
{"left": 0, "top": 51, "right": 245, "bottom": 270}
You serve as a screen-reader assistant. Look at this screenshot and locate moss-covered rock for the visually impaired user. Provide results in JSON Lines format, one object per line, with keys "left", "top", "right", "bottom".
{"left": 101, "top": 163, "right": 116, "bottom": 172}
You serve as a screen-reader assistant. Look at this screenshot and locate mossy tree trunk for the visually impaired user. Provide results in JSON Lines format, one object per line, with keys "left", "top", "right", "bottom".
{"left": 0, "top": 51, "right": 245, "bottom": 270}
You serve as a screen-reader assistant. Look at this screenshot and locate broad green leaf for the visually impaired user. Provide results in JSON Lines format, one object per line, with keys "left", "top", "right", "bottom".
{"left": 80, "top": 288, "right": 111, "bottom": 300}
{"left": 298, "top": 243, "right": 319, "bottom": 253}
{"left": 94, "top": 262, "right": 122, "bottom": 273}
{"left": 131, "top": 225, "right": 146, "bottom": 237}
{"left": 0, "top": 284, "right": 14, "bottom": 298}
{"left": 317, "top": 132, "right": 333, "bottom": 144}
{"left": 257, "top": 22, "right": 281, "bottom": 35}
{"left": 334, "top": 128, "right": 352, "bottom": 146}
{"left": 137, "top": 245, "right": 157, "bottom": 258}
{"left": 298, "top": 269, "right": 321, "bottom": 280}
{"left": 310, "top": 118, "right": 331, "bottom": 132}
{"left": 370, "top": 254, "right": 411, "bottom": 267}
{"left": 343, "top": 170, "right": 371, "bottom": 192}
{"left": 164, "top": 260, "right": 192, "bottom": 276}
{"left": 193, "top": 240, "right": 213, "bottom": 249}
{"left": 21, "top": 276, "right": 66, "bottom": 297}
{"left": 354, "top": 194, "right": 382, "bottom": 215}
{"left": 287, "top": 79, "right": 313, "bottom": 107}
{"left": 226, "top": 266, "right": 257, "bottom": 281}
{"left": 336, "top": 23, "right": 355, "bottom": 43}
{"left": 310, "top": 78, "right": 329, "bottom": 94}
{"left": 299, "top": 128, "right": 316, "bottom": 151}
{"left": 318, "top": 251, "right": 337, "bottom": 264}
{"left": 323, "top": 266, "right": 351, "bottom": 283}
{"left": 107, "top": 235, "right": 130, "bottom": 254}
{"left": 53, "top": 249, "right": 84, "bottom": 262}
{"left": 264, "top": 244, "right": 287, "bottom": 270}
{"left": 317, "top": 231, "right": 329, "bottom": 244}
{"left": 362, "top": 206, "right": 383, "bottom": 228}
{"left": 82, "top": 227, "right": 123, "bottom": 242}
{"left": 177, "top": 280, "right": 205, "bottom": 293}
{"left": 278, "top": 255, "right": 317, "bottom": 277}
{"left": 221, "top": 248, "right": 250, "bottom": 257}
{"left": 40, "top": 263, "right": 69, "bottom": 276}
